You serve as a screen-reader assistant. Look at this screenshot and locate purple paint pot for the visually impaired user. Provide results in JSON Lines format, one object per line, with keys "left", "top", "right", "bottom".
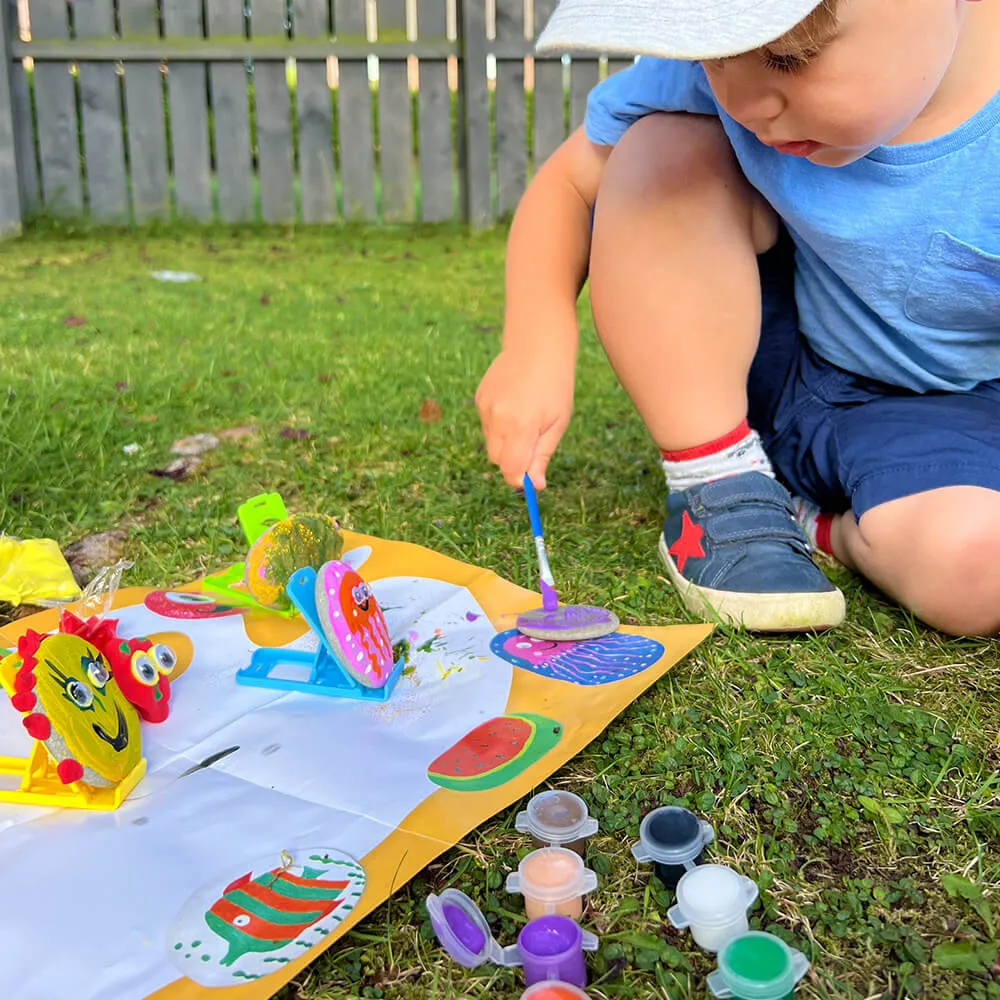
{"left": 516, "top": 604, "right": 619, "bottom": 642}
{"left": 517, "top": 915, "right": 598, "bottom": 988}
{"left": 426, "top": 889, "right": 599, "bottom": 986}
{"left": 631, "top": 805, "right": 715, "bottom": 889}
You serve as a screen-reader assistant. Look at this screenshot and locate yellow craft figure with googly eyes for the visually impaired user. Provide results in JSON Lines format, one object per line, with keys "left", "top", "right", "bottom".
{"left": 59, "top": 611, "right": 176, "bottom": 723}
{"left": 11, "top": 631, "right": 142, "bottom": 787}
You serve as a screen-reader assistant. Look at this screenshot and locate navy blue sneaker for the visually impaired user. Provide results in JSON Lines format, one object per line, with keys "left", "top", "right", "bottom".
{"left": 658, "top": 471, "right": 845, "bottom": 631}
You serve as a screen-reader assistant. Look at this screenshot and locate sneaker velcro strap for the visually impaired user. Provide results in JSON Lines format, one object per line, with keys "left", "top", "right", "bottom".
{"left": 702, "top": 507, "right": 806, "bottom": 546}
{"left": 697, "top": 474, "right": 796, "bottom": 516}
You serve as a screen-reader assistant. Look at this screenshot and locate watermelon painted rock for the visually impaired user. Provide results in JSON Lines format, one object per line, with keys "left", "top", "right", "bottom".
{"left": 427, "top": 713, "right": 563, "bottom": 793}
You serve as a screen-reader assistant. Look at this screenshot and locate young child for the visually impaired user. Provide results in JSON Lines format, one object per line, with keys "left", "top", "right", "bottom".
{"left": 475, "top": 0, "right": 1000, "bottom": 635}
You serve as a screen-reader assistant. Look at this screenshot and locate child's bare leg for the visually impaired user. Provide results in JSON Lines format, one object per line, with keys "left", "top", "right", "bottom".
{"left": 830, "top": 487, "right": 1000, "bottom": 635}
{"left": 588, "top": 112, "right": 844, "bottom": 632}
{"left": 590, "top": 113, "right": 777, "bottom": 449}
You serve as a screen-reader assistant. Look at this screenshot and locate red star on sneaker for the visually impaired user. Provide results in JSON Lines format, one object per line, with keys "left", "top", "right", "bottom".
{"left": 669, "top": 511, "right": 706, "bottom": 573}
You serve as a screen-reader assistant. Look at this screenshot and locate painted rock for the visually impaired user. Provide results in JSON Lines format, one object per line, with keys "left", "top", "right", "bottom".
{"left": 491, "top": 629, "right": 663, "bottom": 686}
{"left": 13, "top": 631, "right": 143, "bottom": 787}
{"left": 244, "top": 514, "right": 343, "bottom": 610}
{"left": 167, "top": 848, "right": 366, "bottom": 986}
{"left": 59, "top": 610, "right": 176, "bottom": 724}
{"left": 427, "top": 713, "right": 562, "bottom": 793}
{"left": 144, "top": 590, "right": 244, "bottom": 620}
{"left": 315, "top": 560, "right": 394, "bottom": 688}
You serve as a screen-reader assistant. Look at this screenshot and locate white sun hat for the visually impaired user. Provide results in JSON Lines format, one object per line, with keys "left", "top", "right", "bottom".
{"left": 535, "top": 0, "right": 826, "bottom": 61}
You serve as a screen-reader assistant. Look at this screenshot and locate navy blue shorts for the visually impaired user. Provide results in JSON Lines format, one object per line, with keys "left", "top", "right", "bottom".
{"left": 749, "top": 230, "right": 1000, "bottom": 519}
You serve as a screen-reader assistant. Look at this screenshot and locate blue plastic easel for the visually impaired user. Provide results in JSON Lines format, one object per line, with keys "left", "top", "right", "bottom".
{"left": 235, "top": 567, "right": 405, "bottom": 702}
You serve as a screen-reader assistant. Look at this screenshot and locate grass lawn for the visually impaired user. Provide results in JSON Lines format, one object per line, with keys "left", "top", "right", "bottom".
{"left": 0, "top": 222, "right": 997, "bottom": 1000}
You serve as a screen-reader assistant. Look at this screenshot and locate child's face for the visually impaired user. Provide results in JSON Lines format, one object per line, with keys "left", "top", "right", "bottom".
{"left": 700, "top": 0, "right": 970, "bottom": 166}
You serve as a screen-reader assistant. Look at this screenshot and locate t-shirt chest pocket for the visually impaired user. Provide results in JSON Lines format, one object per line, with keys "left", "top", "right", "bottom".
{"left": 904, "top": 231, "right": 1000, "bottom": 331}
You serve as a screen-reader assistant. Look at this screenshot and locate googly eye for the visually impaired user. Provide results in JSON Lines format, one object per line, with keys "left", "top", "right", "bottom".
{"left": 67, "top": 679, "right": 94, "bottom": 708}
{"left": 85, "top": 656, "right": 110, "bottom": 688}
{"left": 131, "top": 652, "right": 159, "bottom": 686}
{"left": 152, "top": 644, "right": 177, "bottom": 675}
{"left": 233, "top": 914, "right": 251, "bottom": 928}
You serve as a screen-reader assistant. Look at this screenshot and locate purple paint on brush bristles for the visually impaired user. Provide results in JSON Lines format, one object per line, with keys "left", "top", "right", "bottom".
{"left": 540, "top": 579, "right": 559, "bottom": 612}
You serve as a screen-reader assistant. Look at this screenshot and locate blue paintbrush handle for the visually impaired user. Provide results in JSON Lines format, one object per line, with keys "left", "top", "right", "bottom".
{"left": 522, "top": 474, "right": 545, "bottom": 539}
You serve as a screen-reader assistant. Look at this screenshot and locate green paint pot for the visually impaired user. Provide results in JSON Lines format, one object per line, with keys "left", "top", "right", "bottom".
{"left": 707, "top": 932, "right": 809, "bottom": 1000}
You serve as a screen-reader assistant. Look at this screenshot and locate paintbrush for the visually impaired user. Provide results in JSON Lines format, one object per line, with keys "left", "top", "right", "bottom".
{"left": 517, "top": 475, "right": 620, "bottom": 640}
{"left": 522, "top": 474, "right": 560, "bottom": 611}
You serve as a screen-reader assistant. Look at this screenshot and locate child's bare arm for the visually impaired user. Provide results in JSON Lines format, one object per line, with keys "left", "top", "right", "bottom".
{"left": 477, "top": 128, "right": 612, "bottom": 488}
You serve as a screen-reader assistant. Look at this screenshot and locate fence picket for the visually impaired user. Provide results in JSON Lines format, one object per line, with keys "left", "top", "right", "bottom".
{"left": 334, "top": 0, "right": 375, "bottom": 220}
{"left": 0, "top": 0, "right": 19, "bottom": 233}
{"left": 415, "top": 0, "right": 451, "bottom": 221}
{"left": 74, "top": 0, "right": 128, "bottom": 221}
{"left": 120, "top": 0, "right": 169, "bottom": 222}
{"left": 295, "top": 0, "right": 336, "bottom": 223}
{"left": 254, "top": 0, "right": 295, "bottom": 222}
{"left": 569, "top": 57, "right": 598, "bottom": 132}
{"left": 163, "top": 0, "right": 212, "bottom": 221}
{"left": 205, "top": 0, "right": 253, "bottom": 221}
{"left": 376, "top": 0, "right": 413, "bottom": 221}
{"left": 494, "top": 0, "right": 525, "bottom": 217}
{"left": 531, "top": 0, "right": 564, "bottom": 171}
{"left": 31, "top": 0, "right": 82, "bottom": 213}
{"left": 458, "top": 0, "right": 488, "bottom": 227}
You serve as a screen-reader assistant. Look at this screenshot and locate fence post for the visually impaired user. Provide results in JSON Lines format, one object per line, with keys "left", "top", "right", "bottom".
{"left": 457, "top": 0, "right": 491, "bottom": 228}
{"left": 0, "top": 0, "right": 22, "bottom": 237}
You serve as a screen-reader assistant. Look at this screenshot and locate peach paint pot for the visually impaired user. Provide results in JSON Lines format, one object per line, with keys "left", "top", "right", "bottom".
{"left": 506, "top": 847, "right": 599, "bottom": 921}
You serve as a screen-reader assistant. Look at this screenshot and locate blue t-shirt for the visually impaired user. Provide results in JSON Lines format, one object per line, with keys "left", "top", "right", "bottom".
{"left": 585, "top": 58, "right": 1000, "bottom": 393}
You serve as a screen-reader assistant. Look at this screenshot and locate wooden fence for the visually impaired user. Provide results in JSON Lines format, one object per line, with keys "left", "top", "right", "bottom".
{"left": 0, "top": 0, "right": 634, "bottom": 235}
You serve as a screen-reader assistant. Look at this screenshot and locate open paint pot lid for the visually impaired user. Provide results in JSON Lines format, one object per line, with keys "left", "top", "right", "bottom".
{"left": 426, "top": 889, "right": 518, "bottom": 970}
{"left": 516, "top": 790, "right": 599, "bottom": 846}
{"left": 516, "top": 604, "right": 619, "bottom": 641}
{"left": 631, "top": 805, "right": 715, "bottom": 865}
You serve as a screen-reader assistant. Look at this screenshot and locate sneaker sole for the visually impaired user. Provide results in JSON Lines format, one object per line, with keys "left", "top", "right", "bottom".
{"left": 658, "top": 533, "right": 845, "bottom": 632}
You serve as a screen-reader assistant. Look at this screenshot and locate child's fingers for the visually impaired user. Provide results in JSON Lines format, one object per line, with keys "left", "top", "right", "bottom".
{"left": 498, "top": 424, "right": 538, "bottom": 488}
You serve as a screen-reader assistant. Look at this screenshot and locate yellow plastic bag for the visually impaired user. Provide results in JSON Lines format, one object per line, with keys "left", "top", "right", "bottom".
{"left": 0, "top": 537, "right": 81, "bottom": 605}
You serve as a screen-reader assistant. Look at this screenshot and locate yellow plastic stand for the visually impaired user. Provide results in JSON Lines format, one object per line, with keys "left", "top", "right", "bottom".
{"left": 0, "top": 651, "right": 147, "bottom": 811}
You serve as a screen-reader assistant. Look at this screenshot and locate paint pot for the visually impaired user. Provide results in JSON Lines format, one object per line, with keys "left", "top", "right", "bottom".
{"left": 667, "top": 864, "right": 759, "bottom": 952}
{"left": 631, "top": 805, "right": 715, "bottom": 889}
{"left": 506, "top": 847, "right": 599, "bottom": 921}
{"left": 708, "top": 931, "right": 810, "bottom": 999}
{"left": 426, "top": 889, "right": 507, "bottom": 970}
{"left": 515, "top": 790, "right": 599, "bottom": 855}
{"left": 521, "top": 982, "right": 592, "bottom": 1000}
{"left": 426, "top": 889, "right": 598, "bottom": 986}
{"left": 517, "top": 914, "right": 598, "bottom": 988}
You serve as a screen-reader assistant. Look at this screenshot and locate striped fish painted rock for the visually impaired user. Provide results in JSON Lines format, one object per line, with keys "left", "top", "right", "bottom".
{"left": 168, "top": 849, "right": 366, "bottom": 986}
{"left": 490, "top": 629, "right": 664, "bottom": 686}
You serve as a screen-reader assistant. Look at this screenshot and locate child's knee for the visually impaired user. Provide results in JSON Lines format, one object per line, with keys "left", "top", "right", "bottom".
{"left": 596, "top": 112, "right": 777, "bottom": 251}
{"left": 858, "top": 503, "right": 1000, "bottom": 635}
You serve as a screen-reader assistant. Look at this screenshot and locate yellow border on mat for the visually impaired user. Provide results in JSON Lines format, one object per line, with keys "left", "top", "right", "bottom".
{"left": 0, "top": 531, "right": 712, "bottom": 1000}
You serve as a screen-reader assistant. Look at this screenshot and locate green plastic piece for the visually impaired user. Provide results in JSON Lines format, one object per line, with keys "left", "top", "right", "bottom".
{"left": 198, "top": 493, "right": 298, "bottom": 618}
{"left": 238, "top": 493, "right": 290, "bottom": 546}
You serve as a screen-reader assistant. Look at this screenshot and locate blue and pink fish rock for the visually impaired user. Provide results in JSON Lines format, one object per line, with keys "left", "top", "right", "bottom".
{"left": 490, "top": 629, "right": 663, "bottom": 686}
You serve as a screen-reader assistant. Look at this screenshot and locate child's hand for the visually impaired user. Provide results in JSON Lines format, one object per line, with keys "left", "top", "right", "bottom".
{"left": 476, "top": 341, "right": 575, "bottom": 489}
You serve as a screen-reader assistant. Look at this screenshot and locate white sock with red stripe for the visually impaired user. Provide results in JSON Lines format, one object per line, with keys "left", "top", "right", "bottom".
{"left": 660, "top": 420, "right": 774, "bottom": 493}
{"left": 792, "top": 496, "right": 835, "bottom": 556}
